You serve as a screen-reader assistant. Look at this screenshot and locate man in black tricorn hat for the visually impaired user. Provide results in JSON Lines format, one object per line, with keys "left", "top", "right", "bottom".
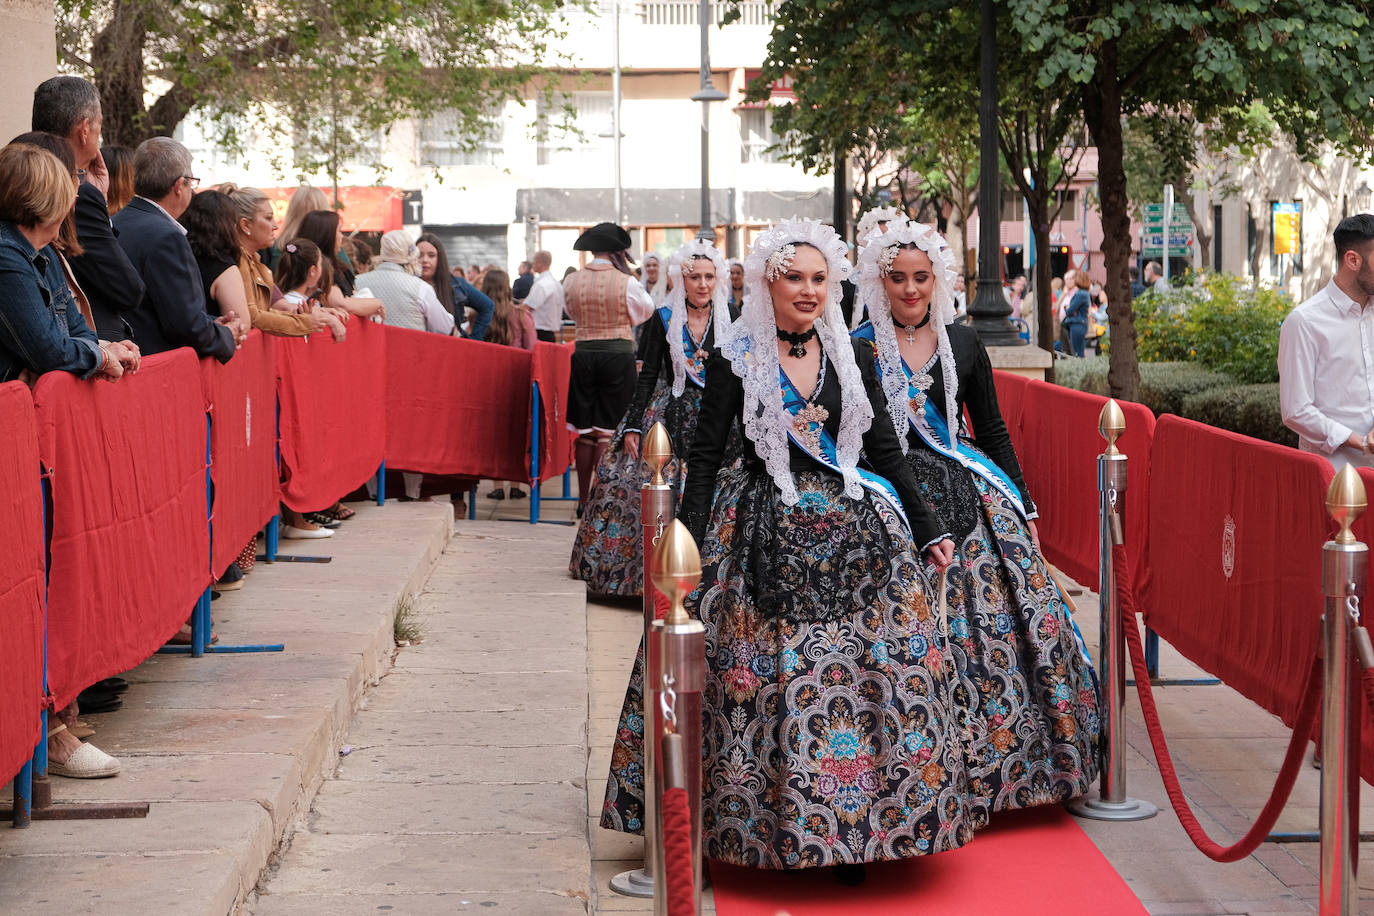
{"left": 563, "top": 222, "right": 656, "bottom": 514}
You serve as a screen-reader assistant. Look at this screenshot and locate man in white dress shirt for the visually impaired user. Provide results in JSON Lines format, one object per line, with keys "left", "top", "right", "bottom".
{"left": 525, "top": 250, "right": 566, "bottom": 343}
{"left": 1279, "top": 214, "right": 1374, "bottom": 468}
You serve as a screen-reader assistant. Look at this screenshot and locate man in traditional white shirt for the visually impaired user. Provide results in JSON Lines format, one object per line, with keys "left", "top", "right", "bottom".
{"left": 1279, "top": 214, "right": 1374, "bottom": 469}
{"left": 525, "top": 249, "right": 566, "bottom": 343}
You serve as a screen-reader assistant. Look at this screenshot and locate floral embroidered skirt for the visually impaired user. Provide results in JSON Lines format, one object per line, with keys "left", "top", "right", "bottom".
{"left": 599, "top": 466, "right": 975, "bottom": 869}
{"left": 569, "top": 375, "right": 701, "bottom": 597}
{"left": 906, "top": 445, "right": 1100, "bottom": 825}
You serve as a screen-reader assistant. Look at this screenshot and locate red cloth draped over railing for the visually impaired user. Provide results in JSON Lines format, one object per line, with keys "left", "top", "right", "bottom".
{"left": 277, "top": 318, "right": 386, "bottom": 512}
{"left": 1017, "top": 380, "right": 1155, "bottom": 591}
{"left": 201, "top": 331, "right": 279, "bottom": 577}
{"left": 530, "top": 341, "right": 574, "bottom": 483}
{"left": 0, "top": 383, "right": 46, "bottom": 783}
{"left": 384, "top": 326, "right": 532, "bottom": 482}
{"left": 34, "top": 349, "right": 210, "bottom": 710}
{"left": 1140, "top": 415, "right": 1333, "bottom": 728}
{"left": 991, "top": 370, "right": 1031, "bottom": 461}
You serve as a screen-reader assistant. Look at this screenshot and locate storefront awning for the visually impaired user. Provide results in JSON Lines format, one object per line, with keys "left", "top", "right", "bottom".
{"left": 262, "top": 186, "right": 404, "bottom": 233}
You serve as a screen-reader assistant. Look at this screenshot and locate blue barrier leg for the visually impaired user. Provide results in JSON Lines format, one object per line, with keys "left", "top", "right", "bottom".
{"left": 196, "top": 413, "right": 211, "bottom": 658}
{"left": 265, "top": 515, "right": 279, "bottom": 561}
{"left": 1124, "top": 627, "right": 1221, "bottom": 687}
{"left": 1145, "top": 627, "right": 1160, "bottom": 678}
{"left": 562, "top": 468, "right": 571, "bottom": 499}
{"left": 469, "top": 485, "right": 477, "bottom": 520}
{"left": 376, "top": 461, "right": 386, "bottom": 506}
{"left": 530, "top": 382, "right": 541, "bottom": 525}
{"left": 12, "top": 758, "right": 32, "bottom": 827}
{"left": 34, "top": 709, "right": 47, "bottom": 778}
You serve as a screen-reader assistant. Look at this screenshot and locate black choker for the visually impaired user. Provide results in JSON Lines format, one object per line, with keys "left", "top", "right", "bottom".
{"left": 777, "top": 326, "right": 817, "bottom": 358}
{"left": 686, "top": 301, "right": 711, "bottom": 312}
{"left": 893, "top": 310, "right": 932, "bottom": 343}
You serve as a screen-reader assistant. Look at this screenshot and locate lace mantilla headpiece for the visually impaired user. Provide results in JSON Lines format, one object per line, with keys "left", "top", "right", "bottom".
{"left": 642, "top": 252, "right": 668, "bottom": 306}
{"left": 665, "top": 240, "right": 732, "bottom": 396}
{"left": 718, "top": 218, "right": 870, "bottom": 505}
{"left": 856, "top": 219, "right": 960, "bottom": 450}
{"left": 855, "top": 205, "right": 904, "bottom": 252}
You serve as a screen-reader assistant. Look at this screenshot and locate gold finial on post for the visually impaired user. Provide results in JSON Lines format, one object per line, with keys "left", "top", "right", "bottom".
{"left": 1327, "top": 464, "right": 1367, "bottom": 546}
{"left": 643, "top": 422, "right": 674, "bottom": 487}
{"left": 1099, "top": 399, "right": 1126, "bottom": 457}
{"left": 650, "top": 520, "right": 702, "bottom": 626}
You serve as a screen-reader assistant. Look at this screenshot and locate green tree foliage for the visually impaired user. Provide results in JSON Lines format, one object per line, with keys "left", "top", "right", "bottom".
{"left": 56, "top": 0, "right": 572, "bottom": 184}
{"left": 1012, "top": 1, "right": 1374, "bottom": 400}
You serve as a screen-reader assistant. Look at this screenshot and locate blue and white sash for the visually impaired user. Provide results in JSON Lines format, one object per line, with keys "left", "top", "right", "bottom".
{"left": 854, "top": 321, "right": 1027, "bottom": 522}
{"left": 777, "top": 366, "right": 911, "bottom": 533}
{"left": 658, "top": 306, "right": 708, "bottom": 389}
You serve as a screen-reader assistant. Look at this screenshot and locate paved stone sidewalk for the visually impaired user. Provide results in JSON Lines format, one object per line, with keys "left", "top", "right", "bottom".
{"left": 251, "top": 516, "right": 593, "bottom": 915}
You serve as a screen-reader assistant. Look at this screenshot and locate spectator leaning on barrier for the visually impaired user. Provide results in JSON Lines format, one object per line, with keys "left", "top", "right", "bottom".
{"left": 525, "top": 249, "right": 566, "bottom": 344}
{"left": 219, "top": 183, "right": 327, "bottom": 339}
{"left": 181, "top": 189, "right": 253, "bottom": 334}
{"left": 32, "top": 75, "right": 147, "bottom": 344}
{"left": 115, "top": 138, "right": 242, "bottom": 360}
{"left": 0, "top": 141, "right": 134, "bottom": 778}
{"left": 298, "top": 210, "right": 384, "bottom": 322}
{"left": 1279, "top": 213, "right": 1374, "bottom": 470}
{"left": 356, "top": 230, "right": 455, "bottom": 336}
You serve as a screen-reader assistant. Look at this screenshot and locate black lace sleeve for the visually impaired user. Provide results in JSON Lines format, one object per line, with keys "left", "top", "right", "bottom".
{"left": 623, "top": 314, "right": 668, "bottom": 434}
{"left": 678, "top": 351, "right": 742, "bottom": 546}
{"left": 963, "top": 337, "right": 1037, "bottom": 514}
{"left": 853, "top": 339, "right": 948, "bottom": 548}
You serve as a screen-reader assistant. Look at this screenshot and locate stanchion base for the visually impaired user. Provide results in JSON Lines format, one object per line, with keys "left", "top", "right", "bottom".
{"left": 1067, "top": 795, "right": 1158, "bottom": 822}
{"left": 609, "top": 867, "right": 655, "bottom": 898}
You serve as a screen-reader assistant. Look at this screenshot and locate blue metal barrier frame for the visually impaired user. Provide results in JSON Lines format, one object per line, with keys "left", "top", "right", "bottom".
{"left": 1125, "top": 626, "right": 1220, "bottom": 687}
{"left": 493, "top": 381, "right": 574, "bottom": 527}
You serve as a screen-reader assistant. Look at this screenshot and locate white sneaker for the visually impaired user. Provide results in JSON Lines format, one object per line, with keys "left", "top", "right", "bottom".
{"left": 281, "top": 524, "right": 334, "bottom": 539}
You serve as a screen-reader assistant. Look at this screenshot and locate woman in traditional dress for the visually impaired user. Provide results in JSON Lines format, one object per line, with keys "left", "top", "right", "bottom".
{"left": 852, "top": 219, "right": 1099, "bottom": 824}
{"left": 600, "top": 219, "right": 973, "bottom": 876}
{"left": 570, "top": 239, "right": 736, "bottom": 597}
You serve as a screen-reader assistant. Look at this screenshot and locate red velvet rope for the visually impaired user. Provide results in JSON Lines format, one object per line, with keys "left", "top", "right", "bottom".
{"left": 1114, "top": 543, "right": 1324, "bottom": 862}
{"left": 660, "top": 785, "right": 695, "bottom": 916}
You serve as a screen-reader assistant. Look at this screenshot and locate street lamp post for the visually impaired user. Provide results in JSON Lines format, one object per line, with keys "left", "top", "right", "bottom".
{"left": 967, "top": 0, "right": 1023, "bottom": 346}
{"left": 692, "top": 0, "right": 727, "bottom": 242}
{"left": 612, "top": 0, "right": 623, "bottom": 224}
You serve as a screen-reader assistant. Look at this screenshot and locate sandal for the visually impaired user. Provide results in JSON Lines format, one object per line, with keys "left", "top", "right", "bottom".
{"left": 303, "top": 512, "right": 342, "bottom": 528}
{"left": 329, "top": 501, "right": 356, "bottom": 521}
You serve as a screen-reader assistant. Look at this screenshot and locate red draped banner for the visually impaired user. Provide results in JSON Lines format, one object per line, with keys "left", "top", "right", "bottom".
{"left": 384, "top": 327, "right": 531, "bottom": 482}
{"left": 530, "top": 341, "right": 574, "bottom": 483}
{"left": 277, "top": 318, "right": 386, "bottom": 512}
{"left": 34, "top": 350, "right": 210, "bottom": 710}
{"left": 1017, "top": 381, "right": 1155, "bottom": 592}
{"left": 0, "top": 383, "right": 45, "bottom": 783}
{"left": 1140, "top": 416, "right": 1333, "bottom": 728}
{"left": 202, "top": 331, "right": 279, "bottom": 577}
{"left": 991, "top": 370, "right": 1031, "bottom": 461}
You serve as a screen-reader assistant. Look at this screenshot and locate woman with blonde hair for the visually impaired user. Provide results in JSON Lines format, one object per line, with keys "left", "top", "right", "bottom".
{"left": 266, "top": 185, "right": 328, "bottom": 269}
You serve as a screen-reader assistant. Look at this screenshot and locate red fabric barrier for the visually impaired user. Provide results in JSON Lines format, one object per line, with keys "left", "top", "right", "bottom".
{"left": 0, "top": 383, "right": 45, "bottom": 783}
{"left": 991, "top": 369, "right": 1031, "bottom": 461}
{"left": 34, "top": 349, "right": 210, "bottom": 710}
{"left": 384, "top": 326, "right": 532, "bottom": 482}
{"left": 1017, "top": 380, "right": 1154, "bottom": 591}
{"left": 202, "top": 331, "right": 279, "bottom": 578}
{"left": 530, "top": 341, "right": 574, "bottom": 483}
{"left": 278, "top": 318, "right": 386, "bottom": 512}
{"left": 1140, "top": 415, "right": 1333, "bottom": 728}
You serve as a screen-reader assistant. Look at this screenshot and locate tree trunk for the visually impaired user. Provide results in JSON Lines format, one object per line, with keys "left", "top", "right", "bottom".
{"left": 1083, "top": 40, "right": 1139, "bottom": 402}
{"left": 1183, "top": 195, "right": 1212, "bottom": 271}
{"left": 92, "top": 3, "right": 148, "bottom": 147}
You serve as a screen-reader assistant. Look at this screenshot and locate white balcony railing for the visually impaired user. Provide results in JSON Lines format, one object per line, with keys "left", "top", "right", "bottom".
{"left": 639, "top": 1, "right": 773, "bottom": 26}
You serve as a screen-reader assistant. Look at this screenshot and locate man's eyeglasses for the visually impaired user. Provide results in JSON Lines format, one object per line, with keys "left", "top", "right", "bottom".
{"left": 183, "top": 175, "right": 201, "bottom": 189}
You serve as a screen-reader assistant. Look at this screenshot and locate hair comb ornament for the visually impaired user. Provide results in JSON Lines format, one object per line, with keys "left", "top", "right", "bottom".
{"left": 764, "top": 243, "right": 797, "bottom": 282}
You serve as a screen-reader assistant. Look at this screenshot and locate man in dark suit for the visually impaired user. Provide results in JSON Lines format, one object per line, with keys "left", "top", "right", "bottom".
{"left": 31, "top": 76, "right": 146, "bottom": 343}
{"left": 114, "top": 137, "right": 240, "bottom": 361}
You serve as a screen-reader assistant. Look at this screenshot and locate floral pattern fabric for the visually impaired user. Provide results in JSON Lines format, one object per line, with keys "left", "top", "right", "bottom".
{"left": 913, "top": 441, "right": 1100, "bottom": 824}
{"left": 600, "top": 467, "right": 976, "bottom": 869}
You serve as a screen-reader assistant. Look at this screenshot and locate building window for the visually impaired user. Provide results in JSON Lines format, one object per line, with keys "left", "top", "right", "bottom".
{"left": 739, "top": 108, "right": 785, "bottom": 164}
{"left": 420, "top": 109, "right": 503, "bottom": 168}
{"left": 537, "top": 92, "right": 613, "bottom": 167}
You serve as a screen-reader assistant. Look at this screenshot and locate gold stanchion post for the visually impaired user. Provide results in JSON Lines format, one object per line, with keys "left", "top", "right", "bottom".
{"left": 1069, "top": 399, "right": 1158, "bottom": 822}
{"left": 650, "top": 520, "right": 705, "bottom": 916}
{"left": 1320, "top": 466, "right": 1365, "bottom": 916}
{"left": 611, "top": 422, "right": 675, "bottom": 898}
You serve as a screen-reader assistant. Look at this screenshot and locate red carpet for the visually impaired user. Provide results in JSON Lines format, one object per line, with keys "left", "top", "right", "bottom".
{"left": 711, "top": 807, "right": 1146, "bottom": 915}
